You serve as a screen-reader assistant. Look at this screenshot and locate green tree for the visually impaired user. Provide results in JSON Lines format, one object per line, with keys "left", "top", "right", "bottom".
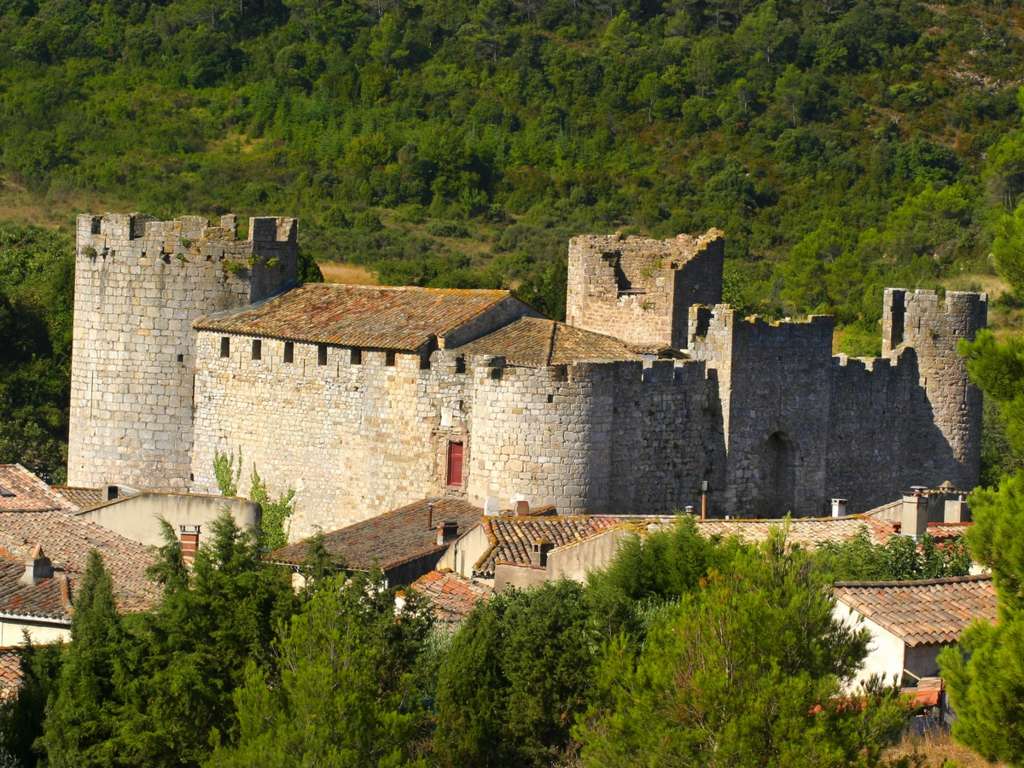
{"left": 576, "top": 532, "right": 908, "bottom": 767}
{"left": 207, "top": 571, "right": 433, "bottom": 768}
{"left": 815, "top": 529, "right": 971, "bottom": 582}
{"left": 434, "top": 581, "right": 597, "bottom": 768}
{"left": 0, "top": 640, "right": 63, "bottom": 768}
{"left": 40, "top": 551, "right": 125, "bottom": 768}
{"left": 248, "top": 467, "right": 295, "bottom": 551}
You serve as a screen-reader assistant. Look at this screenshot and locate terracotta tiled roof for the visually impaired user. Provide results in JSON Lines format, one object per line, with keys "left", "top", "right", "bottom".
{"left": 271, "top": 498, "right": 482, "bottom": 572}
{"left": 0, "top": 465, "right": 77, "bottom": 513}
{"left": 834, "top": 575, "right": 996, "bottom": 646}
{"left": 0, "top": 647, "right": 22, "bottom": 702}
{"left": 695, "top": 516, "right": 894, "bottom": 547}
{"left": 0, "top": 555, "right": 72, "bottom": 622}
{"left": 410, "top": 569, "right": 492, "bottom": 626}
{"left": 456, "top": 317, "right": 639, "bottom": 367}
{"left": 51, "top": 485, "right": 105, "bottom": 512}
{"left": 476, "top": 515, "right": 624, "bottom": 576}
{"left": 0, "top": 511, "right": 159, "bottom": 613}
{"left": 195, "top": 283, "right": 521, "bottom": 351}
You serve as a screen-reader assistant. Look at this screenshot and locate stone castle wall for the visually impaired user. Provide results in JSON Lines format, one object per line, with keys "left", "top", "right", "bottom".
{"left": 68, "top": 213, "right": 297, "bottom": 491}
{"left": 566, "top": 230, "right": 723, "bottom": 349}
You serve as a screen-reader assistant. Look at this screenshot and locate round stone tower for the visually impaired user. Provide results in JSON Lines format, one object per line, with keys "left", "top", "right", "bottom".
{"left": 67, "top": 213, "right": 298, "bottom": 491}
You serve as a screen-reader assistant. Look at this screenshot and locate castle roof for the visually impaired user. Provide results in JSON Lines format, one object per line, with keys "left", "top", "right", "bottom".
{"left": 833, "top": 575, "right": 996, "bottom": 646}
{"left": 270, "top": 497, "right": 482, "bottom": 575}
{"left": 0, "top": 465, "right": 80, "bottom": 513}
{"left": 194, "top": 283, "right": 523, "bottom": 352}
{"left": 456, "top": 316, "right": 640, "bottom": 367}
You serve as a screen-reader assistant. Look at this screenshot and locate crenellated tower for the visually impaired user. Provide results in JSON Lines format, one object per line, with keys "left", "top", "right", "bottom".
{"left": 67, "top": 213, "right": 297, "bottom": 491}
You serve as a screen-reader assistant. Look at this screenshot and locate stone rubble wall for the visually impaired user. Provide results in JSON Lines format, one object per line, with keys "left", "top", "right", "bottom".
{"left": 68, "top": 213, "right": 297, "bottom": 491}
{"left": 566, "top": 230, "right": 723, "bottom": 349}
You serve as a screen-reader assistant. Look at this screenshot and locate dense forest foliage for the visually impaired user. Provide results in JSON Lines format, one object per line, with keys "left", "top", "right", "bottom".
{"left": 1, "top": 0, "right": 1024, "bottom": 478}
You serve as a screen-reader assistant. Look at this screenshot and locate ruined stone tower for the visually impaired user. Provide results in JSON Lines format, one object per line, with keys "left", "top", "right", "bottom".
{"left": 882, "top": 288, "right": 988, "bottom": 490}
{"left": 67, "top": 213, "right": 298, "bottom": 491}
{"left": 565, "top": 230, "right": 724, "bottom": 350}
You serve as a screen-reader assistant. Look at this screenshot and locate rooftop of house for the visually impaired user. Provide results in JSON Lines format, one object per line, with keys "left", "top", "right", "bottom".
{"left": 0, "top": 465, "right": 79, "bottom": 513}
{"left": 194, "top": 283, "right": 524, "bottom": 352}
{"left": 0, "top": 647, "right": 21, "bottom": 702}
{"left": 695, "top": 516, "right": 894, "bottom": 547}
{"left": 476, "top": 514, "right": 626, "bottom": 576}
{"left": 457, "top": 316, "right": 640, "bottom": 367}
{"left": 0, "top": 550, "right": 72, "bottom": 623}
{"left": 51, "top": 485, "right": 105, "bottom": 511}
{"left": 270, "top": 497, "right": 483, "bottom": 572}
{"left": 409, "top": 569, "right": 492, "bottom": 627}
{"left": 833, "top": 575, "right": 996, "bottom": 647}
{"left": 0, "top": 510, "right": 159, "bottom": 613}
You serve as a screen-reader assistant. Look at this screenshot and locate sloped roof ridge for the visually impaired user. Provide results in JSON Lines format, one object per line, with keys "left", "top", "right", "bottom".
{"left": 834, "top": 574, "right": 992, "bottom": 589}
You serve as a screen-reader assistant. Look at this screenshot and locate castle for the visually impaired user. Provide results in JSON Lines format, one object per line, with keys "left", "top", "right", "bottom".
{"left": 67, "top": 213, "right": 987, "bottom": 540}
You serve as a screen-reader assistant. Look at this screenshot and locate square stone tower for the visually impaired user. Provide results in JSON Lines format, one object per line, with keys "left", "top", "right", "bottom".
{"left": 565, "top": 229, "right": 724, "bottom": 350}
{"left": 67, "top": 213, "right": 298, "bottom": 491}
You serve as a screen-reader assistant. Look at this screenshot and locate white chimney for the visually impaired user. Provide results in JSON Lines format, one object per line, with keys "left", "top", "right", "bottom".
{"left": 944, "top": 495, "right": 968, "bottom": 523}
{"left": 830, "top": 498, "right": 848, "bottom": 518}
{"left": 484, "top": 496, "right": 500, "bottom": 517}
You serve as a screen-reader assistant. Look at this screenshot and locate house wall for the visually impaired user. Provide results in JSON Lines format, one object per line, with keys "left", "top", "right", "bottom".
{"left": 68, "top": 213, "right": 297, "bottom": 491}
{"left": 833, "top": 600, "right": 906, "bottom": 690}
{"left": 0, "top": 617, "right": 70, "bottom": 646}
{"left": 440, "top": 523, "right": 492, "bottom": 580}
{"left": 77, "top": 492, "right": 260, "bottom": 547}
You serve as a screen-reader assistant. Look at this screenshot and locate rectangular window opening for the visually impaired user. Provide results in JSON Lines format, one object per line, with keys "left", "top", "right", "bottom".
{"left": 317, "top": 344, "right": 328, "bottom": 366}
{"left": 455, "top": 356, "right": 466, "bottom": 374}
{"left": 251, "top": 339, "right": 262, "bottom": 360}
{"left": 351, "top": 348, "right": 362, "bottom": 365}
{"left": 446, "top": 441, "right": 464, "bottom": 487}
{"left": 385, "top": 351, "right": 396, "bottom": 367}
{"left": 283, "top": 341, "right": 294, "bottom": 364}
{"left": 220, "top": 337, "right": 230, "bottom": 358}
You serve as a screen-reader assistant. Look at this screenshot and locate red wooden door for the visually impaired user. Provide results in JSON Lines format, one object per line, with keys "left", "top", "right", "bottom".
{"left": 446, "top": 442, "right": 464, "bottom": 486}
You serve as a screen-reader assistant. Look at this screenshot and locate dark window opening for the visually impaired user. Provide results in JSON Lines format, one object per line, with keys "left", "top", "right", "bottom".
{"left": 318, "top": 345, "right": 327, "bottom": 366}
{"left": 251, "top": 339, "right": 262, "bottom": 360}
{"left": 446, "top": 441, "right": 464, "bottom": 487}
{"left": 455, "top": 356, "right": 466, "bottom": 374}
{"left": 385, "top": 351, "right": 396, "bottom": 366}
{"left": 220, "top": 337, "right": 230, "bottom": 358}
{"left": 177, "top": 353, "right": 184, "bottom": 363}
{"left": 284, "top": 341, "right": 294, "bottom": 363}
{"left": 420, "top": 354, "right": 431, "bottom": 370}
{"left": 90, "top": 217, "right": 102, "bottom": 235}
{"left": 351, "top": 348, "right": 362, "bottom": 365}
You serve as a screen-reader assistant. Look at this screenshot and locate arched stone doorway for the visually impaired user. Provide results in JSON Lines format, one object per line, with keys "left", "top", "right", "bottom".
{"left": 760, "top": 431, "right": 798, "bottom": 516}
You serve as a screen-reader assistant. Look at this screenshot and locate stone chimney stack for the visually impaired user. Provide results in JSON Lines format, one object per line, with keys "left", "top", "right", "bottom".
{"left": 900, "top": 488, "right": 929, "bottom": 539}
{"left": 436, "top": 520, "right": 459, "bottom": 546}
{"left": 830, "top": 498, "right": 848, "bottom": 518}
{"left": 944, "top": 494, "right": 969, "bottom": 524}
{"left": 20, "top": 544, "right": 53, "bottom": 586}
{"left": 531, "top": 540, "right": 554, "bottom": 568}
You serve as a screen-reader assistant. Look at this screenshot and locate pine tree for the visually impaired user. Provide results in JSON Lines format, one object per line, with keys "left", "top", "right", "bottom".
{"left": 40, "top": 551, "right": 125, "bottom": 768}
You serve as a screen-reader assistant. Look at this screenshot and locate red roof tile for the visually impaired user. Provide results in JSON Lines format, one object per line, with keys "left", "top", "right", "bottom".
{"left": 51, "top": 485, "right": 105, "bottom": 511}
{"left": 695, "top": 516, "right": 894, "bottom": 547}
{"left": 834, "top": 575, "right": 996, "bottom": 646}
{"left": 410, "top": 569, "right": 492, "bottom": 626}
{"left": 476, "top": 515, "right": 623, "bottom": 576}
{"left": 0, "top": 647, "right": 22, "bottom": 702}
{"left": 0, "top": 465, "right": 77, "bottom": 513}
{"left": 270, "top": 498, "right": 482, "bottom": 572}
{"left": 195, "top": 283, "right": 522, "bottom": 351}
{"left": 0, "top": 511, "right": 159, "bottom": 613}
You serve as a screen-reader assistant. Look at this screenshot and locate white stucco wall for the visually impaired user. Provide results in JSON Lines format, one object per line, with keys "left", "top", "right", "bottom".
{"left": 0, "top": 617, "right": 70, "bottom": 646}
{"left": 833, "top": 599, "right": 906, "bottom": 690}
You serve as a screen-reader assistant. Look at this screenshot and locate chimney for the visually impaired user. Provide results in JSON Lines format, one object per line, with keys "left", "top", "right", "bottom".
{"left": 944, "top": 495, "right": 969, "bottom": 524}
{"left": 20, "top": 545, "right": 53, "bottom": 586}
{"left": 105, "top": 484, "right": 120, "bottom": 501}
{"left": 427, "top": 502, "right": 434, "bottom": 530}
{"left": 531, "top": 540, "right": 554, "bottom": 568}
{"left": 830, "top": 498, "right": 848, "bottom": 518}
{"left": 901, "top": 488, "right": 929, "bottom": 539}
{"left": 484, "top": 496, "right": 500, "bottom": 517}
{"left": 179, "top": 524, "right": 201, "bottom": 564}
{"left": 514, "top": 499, "right": 530, "bottom": 516}
{"left": 436, "top": 520, "right": 459, "bottom": 546}
{"left": 684, "top": 504, "right": 695, "bottom": 516}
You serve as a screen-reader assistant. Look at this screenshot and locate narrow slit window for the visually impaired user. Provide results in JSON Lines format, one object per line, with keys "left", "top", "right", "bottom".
{"left": 220, "top": 337, "right": 230, "bottom": 358}
{"left": 351, "top": 348, "right": 362, "bottom": 365}
{"left": 251, "top": 339, "right": 262, "bottom": 360}
{"left": 455, "top": 356, "right": 466, "bottom": 374}
{"left": 283, "top": 341, "right": 294, "bottom": 364}
{"left": 385, "top": 351, "right": 396, "bottom": 367}
{"left": 317, "top": 344, "right": 328, "bottom": 366}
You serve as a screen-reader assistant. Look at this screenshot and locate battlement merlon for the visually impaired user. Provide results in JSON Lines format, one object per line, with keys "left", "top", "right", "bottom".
{"left": 75, "top": 213, "right": 297, "bottom": 248}
{"left": 882, "top": 287, "right": 988, "bottom": 356}
{"left": 687, "top": 304, "right": 834, "bottom": 344}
